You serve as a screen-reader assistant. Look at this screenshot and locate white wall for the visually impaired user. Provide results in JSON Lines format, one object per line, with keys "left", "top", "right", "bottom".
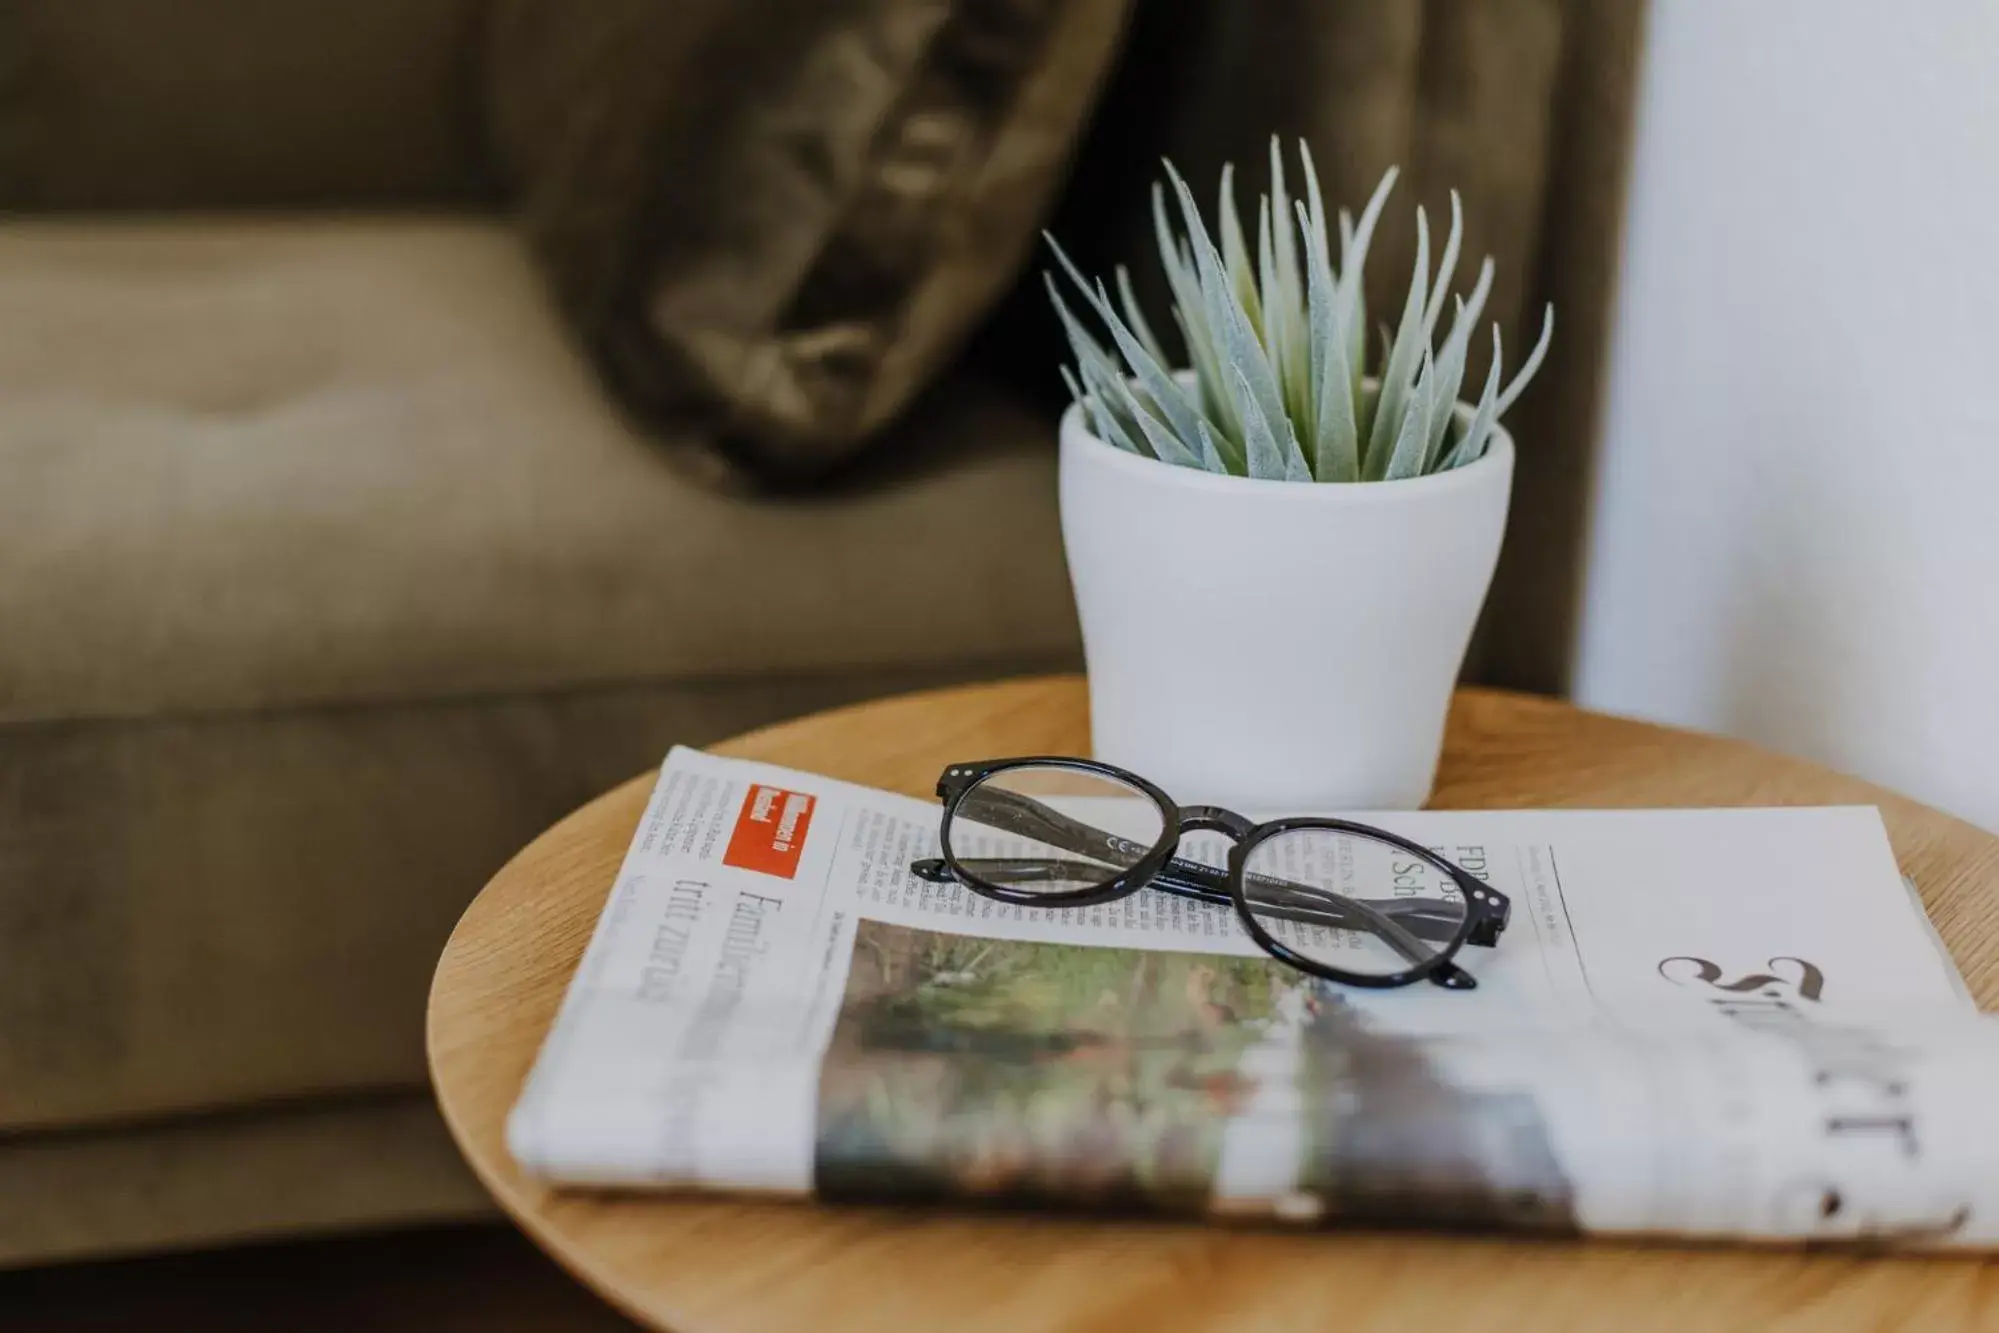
{"left": 1575, "top": 0, "right": 1999, "bottom": 831}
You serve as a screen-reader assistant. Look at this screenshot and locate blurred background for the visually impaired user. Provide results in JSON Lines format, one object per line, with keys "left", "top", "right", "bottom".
{"left": 3, "top": 0, "right": 1993, "bottom": 1322}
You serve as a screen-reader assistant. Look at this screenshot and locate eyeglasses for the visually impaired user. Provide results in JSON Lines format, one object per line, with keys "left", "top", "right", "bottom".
{"left": 910, "top": 757, "right": 1509, "bottom": 990}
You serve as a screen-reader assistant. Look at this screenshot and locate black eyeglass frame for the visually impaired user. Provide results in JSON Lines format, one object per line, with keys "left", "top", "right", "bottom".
{"left": 911, "top": 756, "right": 1511, "bottom": 991}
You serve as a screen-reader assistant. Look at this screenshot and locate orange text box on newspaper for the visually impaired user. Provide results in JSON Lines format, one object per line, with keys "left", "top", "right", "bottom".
{"left": 722, "top": 784, "right": 816, "bottom": 880}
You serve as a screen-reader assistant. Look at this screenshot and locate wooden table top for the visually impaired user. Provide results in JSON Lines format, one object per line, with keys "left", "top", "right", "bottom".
{"left": 428, "top": 676, "right": 1999, "bottom": 1333}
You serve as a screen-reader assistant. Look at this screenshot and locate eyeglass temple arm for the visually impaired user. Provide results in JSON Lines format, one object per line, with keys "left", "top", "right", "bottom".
{"left": 919, "top": 855, "right": 1471, "bottom": 988}
{"left": 917, "top": 855, "right": 1457, "bottom": 934}
{"left": 1148, "top": 863, "right": 1446, "bottom": 971}
{"left": 1195, "top": 879, "right": 1476, "bottom": 989}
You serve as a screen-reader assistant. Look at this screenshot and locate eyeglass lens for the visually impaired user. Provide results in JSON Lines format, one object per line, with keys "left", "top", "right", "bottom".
{"left": 945, "top": 764, "right": 1166, "bottom": 896}
{"left": 1239, "top": 829, "right": 1468, "bottom": 978}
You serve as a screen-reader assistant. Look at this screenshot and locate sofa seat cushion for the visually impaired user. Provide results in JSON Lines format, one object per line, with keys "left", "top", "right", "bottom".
{"left": 0, "top": 665, "right": 1023, "bottom": 1135}
{"left": 0, "top": 219, "right": 1078, "bottom": 728}
{"left": 0, "top": 1095, "right": 494, "bottom": 1267}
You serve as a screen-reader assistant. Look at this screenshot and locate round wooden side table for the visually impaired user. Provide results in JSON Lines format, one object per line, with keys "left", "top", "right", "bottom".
{"left": 428, "top": 677, "right": 1999, "bottom": 1333}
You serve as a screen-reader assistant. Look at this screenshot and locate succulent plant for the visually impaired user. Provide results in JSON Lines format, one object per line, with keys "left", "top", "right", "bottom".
{"left": 1047, "top": 140, "right": 1552, "bottom": 481}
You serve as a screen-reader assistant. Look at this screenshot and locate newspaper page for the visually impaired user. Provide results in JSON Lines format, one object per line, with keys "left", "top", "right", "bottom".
{"left": 508, "top": 747, "right": 1999, "bottom": 1250}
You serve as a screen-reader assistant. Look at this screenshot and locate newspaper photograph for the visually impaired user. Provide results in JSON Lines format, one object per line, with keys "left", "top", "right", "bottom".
{"left": 508, "top": 746, "right": 1999, "bottom": 1250}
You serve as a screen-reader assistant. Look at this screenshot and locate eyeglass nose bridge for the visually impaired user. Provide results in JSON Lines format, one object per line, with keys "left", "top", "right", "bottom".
{"left": 1175, "top": 805, "right": 1253, "bottom": 841}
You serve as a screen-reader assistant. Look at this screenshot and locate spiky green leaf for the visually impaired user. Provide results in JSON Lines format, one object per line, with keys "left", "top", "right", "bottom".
{"left": 1338, "top": 167, "right": 1399, "bottom": 400}
{"left": 1047, "top": 235, "right": 1219, "bottom": 473}
{"left": 1266, "top": 138, "right": 1310, "bottom": 428}
{"left": 1231, "top": 363, "right": 1288, "bottom": 479}
{"left": 1365, "top": 204, "right": 1430, "bottom": 477}
{"left": 1114, "top": 264, "right": 1168, "bottom": 371}
{"left": 1109, "top": 372, "right": 1204, "bottom": 470}
{"left": 1170, "top": 164, "right": 1308, "bottom": 482}
{"left": 1152, "top": 181, "right": 1242, "bottom": 449}
{"left": 1382, "top": 349, "right": 1438, "bottom": 480}
{"left": 1045, "top": 274, "right": 1126, "bottom": 396}
{"left": 1421, "top": 190, "right": 1463, "bottom": 347}
{"left": 1193, "top": 419, "right": 1230, "bottom": 473}
{"left": 1069, "top": 361, "right": 1148, "bottom": 457}
{"left": 1422, "top": 256, "right": 1493, "bottom": 467}
{"left": 1297, "top": 199, "right": 1359, "bottom": 482}
{"left": 1217, "top": 164, "right": 1264, "bottom": 340}
{"left": 1495, "top": 303, "right": 1555, "bottom": 417}
{"left": 1440, "top": 328, "right": 1504, "bottom": 471}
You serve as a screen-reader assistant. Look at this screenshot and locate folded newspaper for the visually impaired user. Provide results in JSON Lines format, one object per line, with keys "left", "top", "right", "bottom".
{"left": 510, "top": 746, "right": 1999, "bottom": 1250}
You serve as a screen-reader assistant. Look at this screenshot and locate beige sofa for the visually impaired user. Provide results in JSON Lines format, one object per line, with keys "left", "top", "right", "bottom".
{"left": 0, "top": 17, "right": 1084, "bottom": 1265}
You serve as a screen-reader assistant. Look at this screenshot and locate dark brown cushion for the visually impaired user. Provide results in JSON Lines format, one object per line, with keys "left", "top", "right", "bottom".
{"left": 0, "top": 0, "right": 496, "bottom": 208}
{"left": 487, "top": 0, "right": 1129, "bottom": 486}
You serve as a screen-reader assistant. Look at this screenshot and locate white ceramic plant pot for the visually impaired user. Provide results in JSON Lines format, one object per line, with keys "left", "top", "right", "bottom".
{"left": 1059, "top": 401, "right": 1513, "bottom": 811}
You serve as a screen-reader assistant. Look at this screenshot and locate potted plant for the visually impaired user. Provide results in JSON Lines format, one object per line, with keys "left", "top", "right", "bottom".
{"left": 1049, "top": 141, "right": 1551, "bottom": 810}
